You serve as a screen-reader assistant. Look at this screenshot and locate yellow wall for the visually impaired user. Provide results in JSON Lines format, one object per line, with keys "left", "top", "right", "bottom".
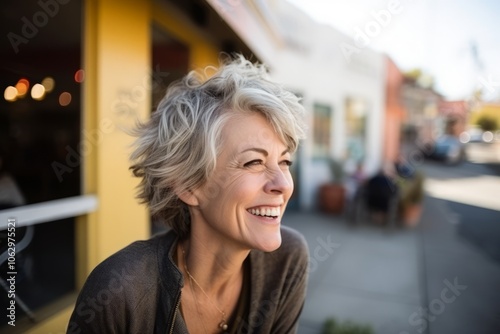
{"left": 25, "top": 0, "right": 221, "bottom": 332}
{"left": 88, "top": 0, "right": 151, "bottom": 266}
{"left": 469, "top": 103, "right": 500, "bottom": 129}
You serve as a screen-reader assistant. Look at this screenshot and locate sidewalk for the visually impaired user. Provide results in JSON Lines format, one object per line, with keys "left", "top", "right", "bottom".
{"left": 283, "top": 197, "right": 500, "bottom": 334}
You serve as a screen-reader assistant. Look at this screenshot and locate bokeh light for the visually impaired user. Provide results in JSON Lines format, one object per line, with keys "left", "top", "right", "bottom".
{"left": 59, "top": 92, "right": 72, "bottom": 106}
{"left": 31, "top": 83, "right": 46, "bottom": 100}
{"left": 4, "top": 86, "right": 18, "bottom": 102}
{"left": 41, "top": 76, "right": 55, "bottom": 93}
{"left": 482, "top": 131, "right": 494, "bottom": 143}
{"left": 74, "top": 69, "right": 85, "bottom": 83}
{"left": 15, "top": 78, "right": 29, "bottom": 97}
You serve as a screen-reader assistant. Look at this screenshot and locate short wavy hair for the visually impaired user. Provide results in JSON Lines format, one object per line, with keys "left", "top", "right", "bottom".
{"left": 130, "top": 54, "right": 306, "bottom": 238}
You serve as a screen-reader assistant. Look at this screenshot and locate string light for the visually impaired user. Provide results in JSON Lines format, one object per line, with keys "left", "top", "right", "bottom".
{"left": 31, "top": 83, "right": 46, "bottom": 100}
{"left": 74, "top": 69, "right": 85, "bottom": 83}
{"left": 42, "top": 77, "right": 55, "bottom": 93}
{"left": 4, "top": 86, "right": 18, "bottom": 102}
{"left": 59, "top": 92, "right": 72, "bottom": 106}
{"left": 15, "top": 78, "right": 29, "bottom": 97}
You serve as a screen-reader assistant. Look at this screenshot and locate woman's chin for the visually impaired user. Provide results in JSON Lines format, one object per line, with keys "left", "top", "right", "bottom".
{"left": 255, "top": 233, "right": 282, "bottom": 252}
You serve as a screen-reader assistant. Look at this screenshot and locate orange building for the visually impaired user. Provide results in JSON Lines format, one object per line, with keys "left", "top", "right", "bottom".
{"left": 384, "top": 56, "right": 406, "bottom": 162}
{"left": 438, "top": 100, "right": 468, "bottom": 136}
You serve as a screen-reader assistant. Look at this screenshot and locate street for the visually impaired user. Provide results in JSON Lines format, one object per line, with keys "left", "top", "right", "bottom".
{"left": 423, "top": 142, "right": 500, "bottom": 262}
{"left": 418, "top": 142, "right": 500, "bottom": 334}
{"left": 284, "top": 142, "right": 500, "bottom": 334}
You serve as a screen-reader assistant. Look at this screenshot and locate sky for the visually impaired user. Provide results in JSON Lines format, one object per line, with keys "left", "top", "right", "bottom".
{"left": 287, "top": 0, "right": 500, "bottom": 101}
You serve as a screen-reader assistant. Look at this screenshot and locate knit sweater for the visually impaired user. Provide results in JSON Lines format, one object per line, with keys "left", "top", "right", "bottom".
{"left": 67, "top": 226, "right": 309, "bottom": 333}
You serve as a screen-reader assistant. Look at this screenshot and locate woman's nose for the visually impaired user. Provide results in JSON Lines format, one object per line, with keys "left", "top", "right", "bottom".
{"left": 264, "top": 167, "right": 293, "bottom": 195}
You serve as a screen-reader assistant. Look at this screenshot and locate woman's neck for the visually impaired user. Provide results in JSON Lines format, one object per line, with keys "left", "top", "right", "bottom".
{"left": 178, "top": 233, "right": 248, "bottom": 298}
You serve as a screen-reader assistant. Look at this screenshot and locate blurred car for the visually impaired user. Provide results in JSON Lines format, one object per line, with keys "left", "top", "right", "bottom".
{"left": 426, "top": 135, "right": 466, "bottom": 164}
{"left": 469, "top": 128, "right": 484, "bottom": 143}
{"left": 460, "top": 127, "right": 496, "bottom": 143}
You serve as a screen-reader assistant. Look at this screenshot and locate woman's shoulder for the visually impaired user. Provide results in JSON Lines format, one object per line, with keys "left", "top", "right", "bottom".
{"left": 83, "top": 230, "right": 178, "bottom": 291}
{"left": 251, "top": 226, "right": 309, "bottom": 271}
{"left": 280, "top": 225, "right": 307, "bottom": 248}
{"left": 68, "top": 231, "right": 179, "bottom": 333}
{"left": 278, "top": 225, "right": 309, "bottom": 259}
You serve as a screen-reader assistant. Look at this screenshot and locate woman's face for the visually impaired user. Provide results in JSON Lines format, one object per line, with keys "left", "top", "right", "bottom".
{"left": 187, "top": 112, "right": 294, "bottom": 252}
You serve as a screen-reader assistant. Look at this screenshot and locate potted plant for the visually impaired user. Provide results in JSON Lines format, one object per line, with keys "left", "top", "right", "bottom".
{"left": 319, "top": 158, "right": 346, "bottom": 214}
{"left": 396, "top": 170, "right": 425, "bottom": 227}
{"left": 323, "top": 317, "right": 373, "bottom": 334}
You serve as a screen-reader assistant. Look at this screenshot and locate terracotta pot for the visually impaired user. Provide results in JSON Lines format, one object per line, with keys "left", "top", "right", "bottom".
{"left": 319, "top": 183, "right": 345, "bottom": 214}
{"left": 402, "top": 204, "right": 422, "bottom": 227}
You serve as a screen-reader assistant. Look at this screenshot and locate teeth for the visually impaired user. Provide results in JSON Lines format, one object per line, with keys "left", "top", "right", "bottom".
{"left": 249, "top": 207, "right": 280, "bottom": 217}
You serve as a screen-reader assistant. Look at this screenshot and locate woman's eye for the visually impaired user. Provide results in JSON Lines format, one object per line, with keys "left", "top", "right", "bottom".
{"left": 281, "top": 160, "right": 293, "bottom": 167}
{"left": 244, "top": 159, "right": 263, "bottom": 167}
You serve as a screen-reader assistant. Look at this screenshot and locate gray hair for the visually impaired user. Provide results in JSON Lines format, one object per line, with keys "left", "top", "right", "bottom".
{"left": 130, "top": 54, "right": 306, "bottom": 238}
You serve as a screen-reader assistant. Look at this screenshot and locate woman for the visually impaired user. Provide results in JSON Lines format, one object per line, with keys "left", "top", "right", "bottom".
{"left": 67, "top": 55, "right": 308, "bottom": 333}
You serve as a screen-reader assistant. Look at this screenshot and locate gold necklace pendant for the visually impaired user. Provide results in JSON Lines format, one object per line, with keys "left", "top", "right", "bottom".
{"left": 219, "top": 321, "right": 228, "bottom": 331}
{"left": 182, "top": 243, "right": 230, "bottom": 333}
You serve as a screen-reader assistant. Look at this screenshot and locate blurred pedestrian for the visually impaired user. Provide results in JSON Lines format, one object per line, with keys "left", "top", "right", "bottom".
{"left": 365, "top": 162, "right": 399, "bottom": 225}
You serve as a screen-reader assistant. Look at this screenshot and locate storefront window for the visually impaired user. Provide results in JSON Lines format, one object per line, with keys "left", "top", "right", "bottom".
{"left": 313, "top": 103, "right": 332, "bottom": 158}
{"left": 345, "top": 97, "right": 368, "bottom": 164}
{"left": 0, "top": 1, "right": 82, "bottom": 331}
{"left": 1, "top": 0, "right": 83, "bottom": 207}
{"left": 151, "top": 23, "right": 190, "bottom": 111}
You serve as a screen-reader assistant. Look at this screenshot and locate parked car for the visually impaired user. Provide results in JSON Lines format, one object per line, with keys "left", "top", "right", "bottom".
{"left": 465, "top": 128, "right": 484, "bottom": 143}
{"left": 460, "top": 127, "right": 495, "bottom": 143}
{"left": 426, "top": 135, "right": 466, "bottom": 164}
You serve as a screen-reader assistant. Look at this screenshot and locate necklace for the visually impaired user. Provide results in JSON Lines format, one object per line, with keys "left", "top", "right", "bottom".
{"left": 181, "top": 245, "right": 229, "bottom": 332}
{"left": 187, "top": 273, "right": 209, "bottom": 334}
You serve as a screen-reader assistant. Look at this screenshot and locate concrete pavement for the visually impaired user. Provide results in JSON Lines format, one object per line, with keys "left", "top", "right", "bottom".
{"left": 283, "top": 196, "right": 500, "bottom": 334}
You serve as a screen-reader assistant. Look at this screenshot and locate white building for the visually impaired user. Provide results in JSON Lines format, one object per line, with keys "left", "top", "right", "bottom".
{"left": 208, "top": 0, "right": 387, "bottom": 210}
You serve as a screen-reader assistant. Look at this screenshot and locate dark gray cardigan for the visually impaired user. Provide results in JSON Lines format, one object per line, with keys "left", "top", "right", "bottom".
{"left": 67, "top": 226, "right": 309, "bottom": 333}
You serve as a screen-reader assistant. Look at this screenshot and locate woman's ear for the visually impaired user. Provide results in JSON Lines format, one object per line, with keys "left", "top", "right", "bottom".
{"left": 177, "top": 188, "right": 200, "bottom": 207}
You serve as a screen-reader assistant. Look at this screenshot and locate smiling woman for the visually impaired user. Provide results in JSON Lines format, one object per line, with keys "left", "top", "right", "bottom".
{"left": 67, "top": 54, "right": 309, "bottom": 333}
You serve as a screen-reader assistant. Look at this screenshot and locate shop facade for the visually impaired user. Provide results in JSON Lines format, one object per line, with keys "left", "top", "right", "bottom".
{"left": 0, "top": 1, "right": 251, "bottom": 332}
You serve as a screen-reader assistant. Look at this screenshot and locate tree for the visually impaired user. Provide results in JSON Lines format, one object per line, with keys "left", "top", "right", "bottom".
{"left": 476, "top": 116, "right": 498, "bottom": 131}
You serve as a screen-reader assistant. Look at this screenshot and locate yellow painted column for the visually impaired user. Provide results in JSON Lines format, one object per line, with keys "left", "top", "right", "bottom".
{"left": 90, "top": 0, "right": 151, "bottom": 264}
{"left": 27, "top": 2, "right": 151, "bottom": 332}
{"left": 79, "top": 0, "right": 151, "bottom": 280}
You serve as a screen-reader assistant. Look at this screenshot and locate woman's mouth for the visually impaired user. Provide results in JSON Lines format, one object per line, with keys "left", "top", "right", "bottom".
{"left": 247, "top": 206, "right": 281, "bottom": 219}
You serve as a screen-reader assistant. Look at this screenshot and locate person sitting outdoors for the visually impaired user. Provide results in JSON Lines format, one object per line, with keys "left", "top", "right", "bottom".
{"left": 67, "top": 55, "right": 309, "bottom": 334}
{"left": 365, "top": 162, "right": 399, "bottom": 226}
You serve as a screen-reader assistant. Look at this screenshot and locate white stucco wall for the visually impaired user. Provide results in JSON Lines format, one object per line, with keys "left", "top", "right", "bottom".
{"left": 209, "top": 0, "right": 388, "bottom": 211}
{"left": 266, "top": 12, "right": 387, "bottom": 210}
